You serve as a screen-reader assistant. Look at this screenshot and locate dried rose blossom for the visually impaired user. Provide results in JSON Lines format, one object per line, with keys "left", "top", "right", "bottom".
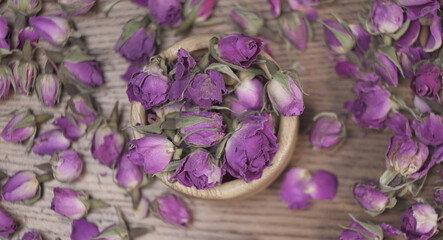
{"left": 51, "top": 150, "right": 83, "bottom": 183}
{"left": 51, "top": 188, "right": 89, "bottom": 219}
{"left": 35, "top": 74, "right": 62, "bottom": 107}
{"left": 279, "top": 12, "right": 309, "bottom": 51}
{"left": 186, "top": 70, "right": 227, "bottom": 108}
{"left": 410, "top": 62, "right": 441, "bottom": 103}
{"left": 8, "top": 0, "right": 42, "bottom": 16}
{"left": 321, "top": 18, "right": 354, "bottom": 54}
{"left": 29, "top": 14, "right": 71, "bottom": 46}
{"left": 267, "top": 0, "right": 280, "bottom": 17}
{"left": 267, "top": 73, "right": 304, "bottom": 116}
{"left": 59, "top": 0, "right": 96, "bottom": 15}
{"left": 310, "top": 112, "right": 345, "bottom": 149}
{"left": 1, "top": 109, "right": 36, "bottom": 143}
{"left": 66, "top": 94, "right": 98, "bottom": 127}
{"left": 22, "top": 231, "right": 41, "bottom": 240}
{"left": 61, "top": 50, "right": 103, "bottom": 88}
{"left": 287, "top": 0, "right": 318, "bottom": 21}
{"left": 92, "top": 123, "right": 125, "bottom": 168}
{"left": 52, "top": 116, "right": 87, "bottom": 142}
{"left": 353, "top": 180, "right": 390, "bottom": 215}
{"left": 370, "top": 0, "right": 404, "bottom": 34}
{"left": 70, "top": 218, "right": 99, "bottom": 240}
{"left": 174, "top": 48, "right": 196, "bottom": 81}
{"left": 15, "top": 27, "right": 39, "bottom": 50}
{"left": 153, "top": 194, "right": 191, "bottom": 227}
{"left": 178, "top": 111, "right": 226, "bottom": 147}
{"left": 0, "top": 208, "right": 17, "bottom": 239}
{"left": 374, "top": 52, "right": 398, "bottom": 87}
{"left": 2, "top": 171, "right": 39, "bottom": 202}
{"left": 411, "top": 113, "right": 443, "bottom": 146}
{"left": 148, "top": 0, "right": 182, "bottom": 27}
{"left": 0, "top": 65, "right": 14, "bottom": 100}
{"left": 385, "top": 111, "right": 412, "bottom": 137}
{"left": 0, "top": 17, "right": 10, "bottom": 50}
{"left": 115, "top": 153, "right": 143, "bottom": 190}
{"left": 401, "top": 203, "right": 438, "bottom": 240}
{"left": 218, "top": 34, "right": 262, "bottom": 68}
{"left": 32, "top": 129, "right": 70, "bottom": 156}
{"left": 231, "top": 8, "right": 264, "bottom": 37}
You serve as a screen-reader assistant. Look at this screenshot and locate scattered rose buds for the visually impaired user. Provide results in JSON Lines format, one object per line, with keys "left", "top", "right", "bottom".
{"left": 370, "top": 0, "right": 404, "bottom": 34}
{"left": 35, "top": 73, "right": 62, "bottom": 107}
{"left": 267, "top": 0, "right": 281, "bottom": 17}
{"left": 2, "top": 171, "right": 40, "bottom": 202}
{"left": 340, "top": 216, "right": 383, "bottom": 240}
{"left": 385, "top": 111, "right": 412, "bottom": 137}
{"left": 153, "top": 194, "right": 190, "bottom": 227}
{"left": 32, "top": 129, "right": 70, "bottom": 155}
{"left": 11, "top": 41, "right": 38, "bottom": 95}
{"left": 234, "top": 72, "right": 264, "bottom": 111}
{"left": 310, "top": 112, "right": 345, "bottom": 149}
{"left": 59, "top": 0, "right": 96, "bottom": 15}
{"left": 70, "top": 218, "right": 99, "bottom": 240}
{"left": 51, "top": 150, "right": 84, "bottom": 182}
{"left": 1, "top": 108, "right": 37, "bottom": 143}
{"left": 218, "top": 34, "right": 262, "bottom": 68}
{"left": 374, "top": 52, "right": 399, "bottom": 87}
{"left": 400, "top": 203, "right": 438, "bottom": 239}
{"left": 29, "top": 14, "right": 71, "bottom": 46}
{"left": 191, "top": 0, "right": 217, "bottom": 23}
{"left": 0, "top": 208, "right": 17, "bottom": 239}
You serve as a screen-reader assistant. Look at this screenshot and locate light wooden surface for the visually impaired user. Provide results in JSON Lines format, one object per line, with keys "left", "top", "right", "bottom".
{"left": 0, "top": 0, "right": 439, "bottom": 239}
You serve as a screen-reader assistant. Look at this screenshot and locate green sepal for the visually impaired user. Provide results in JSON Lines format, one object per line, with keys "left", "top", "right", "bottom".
{"left": 206, "top": 63, "right": 240, "bottom": 83}
{"left": 163, "top": 158, "right": 184, "bottom": 173}
{"left": 348, "top": 215, "right": 383, "bottom": 240}
{"left": 319, "top": 17, "right": 355, "bottom": 53}
{"left": 175, "top": 115, "right": 215, "bottom": 128}
{"left": 36, "top": 172, "right": 54, "bottom": 183}
{"left": 77, "top": 192, "right": 91, "bottom": 211}
{"left": 11, "top": 59, "right": 38, "bottom": 96}
{"left": 109, "top": 101, "right": 119, "bottom": 131}
{"left": 64, "top": 48, "right": 96, "bottom": 63}
{"left": 118, "top": 16, "right": 152, "bottom": 50}
{"left": 60, "top": 0, "right": 97, "bottom": 16}
{"left": 102, "top": 0, "right": 121, "bottom": 17}
{"left": 175, "top": 0, "right": 203, "bottom": 36}
{"left": 131, "top": 122, "right": 163, "bottom": 135}
{"left": 131, "top": 188, "right": 141, "bottom": 209}
{"left": 91, "top": 224, "right": 128, "bottom": 240}
{"left": 378, "top": 47, "right": 405, "bottom": 78}
{"left": 390, "top": 19, "right": 411, "bottom": 40}
{"left": 35, "top": 74, "right": 62, "bottom": 106}
{"left": 129, "top": 226, "right": 155, "bottom": 239}
{"left": 89, "top": 198, "right": 111, "bottom": 209}
{"left": 8, "top": 0, "right": 42, "bottom": 16}
{"left": 214, "top": 133, "right": 231, "bottom": 167}
{"left": 271, "top": 70, "right": 304, "bottom": 103}
{"left": 34, "top": 162, "right": 52, "bottom": 172}
{"left": 232, "top": 4, "right": 264, "bottom": 36}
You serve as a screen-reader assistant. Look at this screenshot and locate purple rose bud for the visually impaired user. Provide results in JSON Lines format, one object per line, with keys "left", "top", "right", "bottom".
{"left": 12, "top": 58, "right": 39, "bottom": 95}
{"left": 174, "top": 48, "right": 196, "bottom": 80}
{"left": 170, "top": 149, "right": 224, "bottom": 189}
{"left": 29, "top": 14, "right": 71, "bottom": 46}
{"left": 127, "top": 61, "right": 170, "bottom": 110}
{"left": 397, "top": 46, "right": 429, "bottom": 79}
{"left": 131, "top": 0, "right": 148, "bottom": 6}
{"left": 52, "top": 116, "right": 87, "bottom": 141}
{"left": 234, "top": 72, "right": 264, "bottom": 110}
{"left": 370, "top": 0, "right": 404, "bottom": 34}
{"left": 345, "top": 81, "right": 392, "bottom": 130}
{"left": 8, "top": 0, "right": 42, "bottom": 16}
{"left": 385, "top": 111, "right": 412, "bottom": 137}
{"left": 59, "top": 0, "right": 96, "bottom": 15}
{"left": 15, "top": 27, "right": 39, "bottom": 50}
{"left": 61, "top": 50, "right": 103, "bottom": 88}
{"left": 187, "top": 70, "right": 227, "bottom": 108}
{"left": 310, "top": 112, "right": 345, "bottom": 149}
{"left": 224, "top": 114, "right": 278, "bottom": 182}
{"left": 35, "top": 74, "right": 61, "bottom": 107}
{"left": 22, "top": 231, "right": 41, "bottom": 240}
{"left": 396, "top": 20, "right": 420, "bottom": 48}
{"left": 414, "top": 96, "right": 432, "bottom": 113}
{"left": 67, "top": 94, "right": 98, "bottom": 127}
{"left": 340, "top": 218, "right": 381, "bottom": 240}
{"left": 432, "top": 144, "right": 443, "bottom": 164}
{"left": 353, "top": 180, "right": 389, "bottom": 214}
{"left": 153, "top": 194, "right": 190, "bottom": 227}
{"left": 218, "top": 34, "right": 262, "bottom": 68}
{"left": 381, "top": 223, "right": 407, "bottom": 238}
{"left": 92, "top": 124, "right": 125, "bottom": 168}
{"left": 2, "top": 171, "right": 39, "bottom": 202}
{"left": 279, "top": 12, "right": 309, "bottom": 51}
{"left": 305, "top": 170, "right": 338, "bottom": 200}
{"left": 267, "top": 0, "right": 280, "bottom": 17}
{"left": 405, "top": 0, "right": 440, "bottom": 20}
{"left": 401, "top": 203, "right": 438, "bottom": 239}
{"left": 51, "top": 188, "right": 89, "bottom": 219}
{"left": 386, "top": 136, "right": 431, "bottom": 179}
{"left": 267, "top": 73, "right": 305, "bottom": 116}
{"left": 434, "top": 187, "right": 443, "bottom": 205}
{"left": 411, "top": 113, "right": 443, "bottom": 146}
{"left": 230, "top": 8, "right": 264, "bottom": 37}
{"left": 349, "top": 24, "right": 370, "bottom": 52}
{"left": 128, "top": 134, "right": 175, "bottom": 174}
{"left": 32, "top": 129, "right": 70, "bottom": 155}
{"left": 191, "top": 0, "right": 217, "bottom": 22}
{"left": 374, "top": 52, "right": 398, "bottom": 87}
{"left": 1, "top": 109, "right": 36, "bottom": 143}
{"left": 0, "top": 17, "right": 10, "bottom": 50}
{"left": 0, "top": 208, "right": 17, "bottom": 238}
{"left": 148, "top": 0, "right": 182, "bottom": 27}
{"left": 422, "top": 13, "right": 442, "bottom": 53}
{"left": 70, "top": 218, "right": 99, "bottom": 240}
{"left": 115, "top": 18, "right": 157, "bottom": 63}
{"left": 411, "top": 63, "right": 442, "bottom": 102}
{"left": 121, "top": 63, "right": 142, "bottom": 82}
{"left": 51, "top": 150, "right": 83, "bottom": 183}
{"left": 133, "top": 196, "right": 149, "bottom": 219}
{"left": 334, "top": 57, "right": 360, "bottom": 79}
{"left": 321, "top": 18, "right": 355, "bottom": 54}
{"left": 178, "top": 111, "right": 225, "bottom": 147}
{"left": 280, "top": 168, "right": 313, "bottom": 210}
{"left": 0, "top": 65, "right": 14, "bottom": 100}
{"left": 115, "top": 153, "right": 143, "bottom": 190}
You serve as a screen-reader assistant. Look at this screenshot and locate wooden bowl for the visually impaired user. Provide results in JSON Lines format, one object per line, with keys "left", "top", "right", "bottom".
{"left": 130, "top": 33, "right": 299, "bottom": 201}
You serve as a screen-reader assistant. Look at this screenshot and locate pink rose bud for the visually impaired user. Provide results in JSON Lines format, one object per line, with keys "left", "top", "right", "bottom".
{"left": 32, "top": 129, "right": 70, "bottom": 156}
{"left": 22, "top": 231, "right": 41, "bottom": 240}
{"left": 0, "top": 208, "right": 17, "bottom": 239}
{"left": 0, "top": 17, "right": 10, "bottom": 50}
{"left": 61, "top": 49, "right": 103, "bottom": 88}
{"left": 148, "top": 0, "right": 182, "bottom": 27}
{"left": 374, "top": 52, "right": 399, "bottom": 87}
{"left": 115, "top": 153, "right": 143, "bottom": 190}
{"left": 349, "top": 24, "right": 370, "bottom": 52}
{"left": 370, "top": 0, "right": 404, "bottom": 34}
{"left": 304, "top": 170, "right": 338, "bottom": 200}
{"left": 15, "top": 27, "right": 39, "bottom": 50}
{"left": 279, "top": 12, "right": 309, "bottom": 51}
{"left": 0, "top": 65, "right": 14, "bottom": 100}
{"left": 353, "top": 180, "right": 390, "bottom": 216}
{"left": 51, "top": 150, "right": 84, "bottom": 183}
{"left": 1, "top": 108, "right": 36, "bottom": 143}
{"left": 2, "top": 171, "right": 39, "bottom": 202}
{"left": 321, "top": 18, "right": 355, "bottom": 54}
{"left": 340, "top": 217, "right": 383, "bottom": 240}
{"left": 8, "top": 0, "right": 42, "bottom": 16}
{"left": 153, "top": 194, "right": 191, "bottom": 227}
{"left": 12, "top": 56, "right": 39, "bottom": 96}
{"left": 310, "top": 112, "right": 345, "bottom": 149}
{"left": 29, "top": 14, "right": 71, "bottom": 46}
{"left": 267, "top": 72, "right": 305, "bottom": 116}
{"left": 234, "top": 72, "right": 264, "bottom": 110}
{"left": 133, "top": 196, "right": 149, "bottom": 219}
{"left": 385, "top": 111, "right": 412, "bottom": 137}
{"left": 51, "top": 188, "right": 89, "bottom": 219}
{"left": 178, "top": 111, "right": 226, "bottom": 147}
{"left": 35, "top": 74, "right": 62, "bottom": 107}
{"left": 401, "top": 203, "right": 438, "bottom": 239}
{"left": 397, "top": 46, "right": 429, "bottom": 79}
{"left": 128, "top": 134, "right": 175, "bottom": 174}
{"left": 66, "top": 94, "right": 98, "bottom": 126}
{"left": 58, "top": 0, "right": 96, "bottom": 15}
{"left": 190, "top": 0, "right": 217, "bottom": 22}
{"left": 411, "top": 112, "right": 443, "bottom": 146}
{"left": 230, "top": 8, "right": 264, "bottom": 37}
{"left": 52, "top": 116, "right": 87, "bottom": 142}
{"left": 218, "top": 34, "right": 262, "bottom": 68}
{"left": 410, "top": 63, "right": 442, "bottom": 103}
{"left": 92, "top": 124, "right": 125, "bottom": 168}
{"left": 280, "top": 168, "right": 313, "bottom": 210}
{"left": 186, "top": 70, "right": 227, "bottom": 108}
{"left": 70, "top": 218, "right": 99, "bottom": 240}
{"left": 267, "top": 0, "right": 280, "bottom": 17}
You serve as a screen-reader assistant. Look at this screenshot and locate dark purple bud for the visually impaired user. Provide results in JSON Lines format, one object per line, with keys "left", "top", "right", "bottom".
{"left": 12, "top": 59, "right": 39, "bottom": 95}
{"left": 121, "top": 63, "right": 142, "bottom": 82}
{"left": 174, "top": 48, "right": 196, "bottom": 80}
{"left": 310, "top": 112, "right": 345, "bottom": 149}
{"left": 59, "top": 0, "right": 96, "bottom": 15}
{"left": 279, "top": 12, "right": 309, "bottom": 51}
{"left": 231, "top": 8, "right": 264, "bottom": 37}
{"left": 405, "top": 0, "right": 440, "bottom": 20}
{"left": 70, "top": 218, "right": 99, "bottom": 240}
{"left": 280, "top": 168, "right": 312, "bottom": 210}
{"left": 115, "top": 153, "right": 143, "bottom": 190}
{"left": 353, "top": 180, "right": 389, "bottom": 214}
{"left": 170, "top": 149, "right": 224, "bottom": 189}
{"left": 16, "top": 27, "right": 38, "bottom": 50}
{"left": 52, "top": 116, "right": 87, "bottom": 141}
{"left": 396, "top": 20, "right": 420, "bottom": 48}
{"left": 186, "top": 70, "right": 227, "bottom": 108}
{"left": 0, "top": 208, "right": 17, "bottom": 239}
{"left": 35, "top": 74, "right": 62, "bottom": 107}
{"left": 385, "top": 111, "right": 412, "bottom": 137}
{"left": 153, "top": 194, "right": 191, "bottom": 227}
{"left": 411, "top": 63, "right": 442, "bottom": 102}
{"left": 66, "top": 94, "right": 98, "bottom": 127}
{"left": 91, "top": 124, "right": 125, "bottom": 168}
{"left": 370, "top": 0, "right": 404, "bottom": 34}
{"left": 218, "top": 34, "right": 262, "bottom": 68}
{"left": 51, "top": 150, "right": 83, "bottom": 183}
{"left": 128, "top": 134, "right": 175, "bottom": 174}
{"left": 349, "top": 24, "right": 370, "bottom": 52}
{"left": 0, "top": 65, "right": 14, "bottom": 100}
{"left": 321, "top": 18, "right": 355, "bottom": 54}
{"left": 8, "top": 0, "right": 42, "bottom": 16}
{"left": 2, "top": 171, "right": 39, "bottom": 202}
{"left": 51, "top": 188, "right": 89, "bottom": 219}
{"left": 397, "top": 46, "right": 430, "bottom": 79}
{"left": 148, "top": 0, "right": 182, "bottom": 27}
{"left": 1, "top": 109, "right": 36, "bottom": 143}
{"left": 0, "top": 17, "right": 10, "bottom": 50}
{"left": 267, "top": 73, "right": 305, "bottom": 116}
{"left": 22, "top": 231, "right": 41, "bottom": 240}
{"left": 374, "top": 52, "right": 398, "bottom": 87}
{"left": 234, "top": 72, "right": 264, "bottom": 110}
{"left": 267, "top": 0, "right": 280, "bottom": 17}
{"left": 29, "top": 14, "right": 71, "bottom": 46}
{"left": 434, "top": 187, "right": 443, "bottom": 205}
{"left": 32, "top": 129, "right": 70, "bottom": 155}
{"left": 401, "top": 203, "right": 438, "bottom": 240}
{"left": 178, "top": 111, "right": 226, "bottom": 147}
{"left": 62, "top": 50, "right": 103, "bottom": 88}
{"left": 191, "top": 0, "right": 217, "bottom": 22}
{"left": 411, "top": 113, "right": 443, "bottom": 146}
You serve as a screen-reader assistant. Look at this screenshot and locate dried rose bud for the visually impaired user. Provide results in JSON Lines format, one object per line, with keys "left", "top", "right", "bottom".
{"left": 224, "top": 114, "right": 278, "bottom": 182}
{"left": 310, "top": 112, "right": 345, "bottom": 149}
{"left": 52, "top": 116, "right": 87, "bottom": 141}
{"left": 280, "top": 168, "right": 313, "bottom": 210}
{"left": 370, "top": 0, "right": 404, "bottom": 34}
{"left": 412, "top": 113, "right": 443, "bottom": 146}
{"left": 267, "top": 0, "right": 280, "bottom": 17}
{"left": 304, "top": 170, "right": 337, "bottom": 200}
{"left": 148, "top": 0, "right": 182, "bottom": 27}
{"left": 340, "top": 217, "right": 382, "bottom": 240}
{"left": 279, "top": 12, "right": 309, "bottom": 51}
{"left": 0, "top": 65, "right": 14, "bottom": 100}
{"left": 153, "top": 194, "right": 190, "bottom": 227}
{"left": 35, "top": 74, "right": 62, "bottom": 107}
{"left": 401, "top": 203, "right": 438, "bottom": 239}
{"left": 345, "top": 81, "right": 392, "bottom": 130}
{"left": 70, "top": 218, "right": 99, "bottom": 240}
{"left": 334, "top": 57, "right": 360, "bottom": 78}
{"left": 22, "top": 231, "right": 41, "bottom": 240}
{"left": 61, "top": 49, "right": 103, "bottom": 88}
{"left": 51, "top": 188, "right": 89, "bottom": 219}
{"left": 385, "top": 111, "right": 412, "bottom": 137}
{"left": 58, "top": 0, "right": 96, "bottom": 15}
{"left": 66, "top": 94, "right": 98, "bottom": 127}
{"left": 288, "top": 0, "right": 318, "bottom": 21}
{"left": 11, "top": 53, "right": 39, "bottom": 95}
{"left": 115, "top": 17, "right": 157, "bottom": 63}
{"left": 8, "top": 0, "right": 42, "bottom": 16}
{"left": 353, "top": 180, "right": 390, "bottom": 215}
{"left": 411, "top": 63, "right": 441, "bottom": 102}
{"left": 115, "top": 153, "right": 143, "bottom": 190}
{"left": 396, "top": 20, "right": 420, "bottom": 48}
{"left": 414, "top": 96, "right": 431, "bottom": 113}
{"left": 92, "top": 123, "right": 125, "bottom": 168}
{"left": 0, "top": 17, "right": 10, "bottom": 50}
{"left": 218, "top": 34, "right": 262, "bottom": 68}
{"left": 234, "top": 72, "right": 264, "bottom": 111}
{"left": 51, "top": 150, "right": 83, "bottom": 183}
{"left": 128, "top": 134, "right": 175, "bottom": 174}
{"left": 127, "top": 59, "right": 170, "bottom": 110}
{"left": 434, "top": 187, "right": 443, "bottom": 205}
{"left": 2, "top": 171, "right": 39, "bottom": 202}
{"left": 267, "top": 72, "right": 305, "bottom": 116}
{"left": 133, "top": 196, "right": 149, "bottom": 219}
{"left": 231, "top": 8, "right": 264, "bottom": 37}
{"left": 0, "top": 208, "right": 17, "bottom": 239}
{"left": 32, "top": 129, "right": 70, "bottom": 156}
{"left": 174, "top": 48, "right": 196, "bottom": 81}
{"left": 1, "top": 108, "right": 36, "bottom": 143}
{"left": 170, "top": 149, "right": 224, "bottom": 189}
{"left": 321, "top": 18, "right": 354, "bottom": 54}
{"left": 29, "top": 14, "right": 71, "bottom": 46}
{"left": 349, "top": 24, "right": 370, "bottom": 52}
{"left": 374, "top": 52, "right": 398, "bottom": 87}
{"left": 178, "top": 111, "right": 226, "bottom": 147}
{"left": 15, "top": 27, "right": 38, "bottom": 50}
{"left": 121, "top": 63, "right": 142, "bottom": 82}
{"left": 187, "top": 70, "right": 227, "bottom": 108}
{"left": 397, "top": 46, "right": 429, "bottom": 79}
{"left": 189, "top": 0, "right": 217, "bottom": 22}
{"left": 421, "top": 13, "right": 442, "bottom": 53}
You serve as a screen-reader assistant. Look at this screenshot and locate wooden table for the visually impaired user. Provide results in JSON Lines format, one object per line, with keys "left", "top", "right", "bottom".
{"left": 0, "top": 0, "right": 439, "bottom": 239}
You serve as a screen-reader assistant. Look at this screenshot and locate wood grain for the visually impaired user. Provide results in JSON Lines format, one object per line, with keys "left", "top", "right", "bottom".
{"left": 0, "top": 0, "right": 439, "bottom": 239}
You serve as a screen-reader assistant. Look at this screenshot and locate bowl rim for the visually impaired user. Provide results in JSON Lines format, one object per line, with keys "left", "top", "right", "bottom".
{"left": 130, "top": 33, "right": 299, "bottom": 200}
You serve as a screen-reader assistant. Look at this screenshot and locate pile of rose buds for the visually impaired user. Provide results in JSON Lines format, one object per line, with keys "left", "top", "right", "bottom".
{"left": 313, "top": 0, "right": 443, "bottom": 238}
